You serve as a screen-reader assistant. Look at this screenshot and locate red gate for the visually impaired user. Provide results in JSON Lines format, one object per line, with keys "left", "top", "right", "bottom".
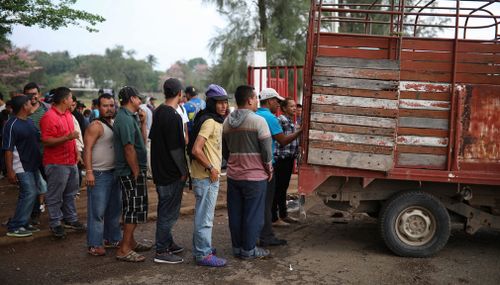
{"left": 247, "top": 65, "right": 304, "bottom": 103}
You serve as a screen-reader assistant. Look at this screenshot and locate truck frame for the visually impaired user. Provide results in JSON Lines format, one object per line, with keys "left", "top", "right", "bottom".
{"left": 298, "top": 0, "right": 500, "bottom": 257}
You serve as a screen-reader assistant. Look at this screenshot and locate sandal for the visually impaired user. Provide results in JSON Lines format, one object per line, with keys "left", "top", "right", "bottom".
{"left": 88, "top": 246, "right": 106, "bottom": 256}
{"left": 134, "top": 242, "right": 153, "bottom": 252}
{"left": 116, "top": 250, "right": 146, "bottom": 262}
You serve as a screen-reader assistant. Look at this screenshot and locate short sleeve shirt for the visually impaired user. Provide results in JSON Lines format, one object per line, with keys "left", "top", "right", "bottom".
{"left": 184, "top": 98, "right": 206, "bottom": 132}
{"left": 256, "top": 107, "right": 283, "bottom": 163}
{"left": 113, "top": 107, "right": 147, "bottom": 176}
{"left": 2, "top": 117, "right": 42, "bottom": 173}
{"left": 191, "top": 119, "right": 223, "bottom": 179}
{"left": 40, "top": 107, "right": 77, "bottom": 166}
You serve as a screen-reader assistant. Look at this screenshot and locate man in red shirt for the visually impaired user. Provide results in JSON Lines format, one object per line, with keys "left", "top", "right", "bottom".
{"left": 40, "top": 87, "right": 85, "bottom": 238}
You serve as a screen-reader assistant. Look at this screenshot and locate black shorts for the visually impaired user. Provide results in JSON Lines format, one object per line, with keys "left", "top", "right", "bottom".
{"left": 119, "top": 171, "right": 148, "bottom": 224}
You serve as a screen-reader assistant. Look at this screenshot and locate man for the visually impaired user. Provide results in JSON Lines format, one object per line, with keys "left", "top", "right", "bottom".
{"left": 3, "top": 96, "right": 45, "bottom": 237}
{"left": 149, "top": 78, "right": 188, "bottom": 264}
{"left": 183, "top": 86, "right": 206, "bottom": 134}
{"left": 296, "top": 103, "right": 303, "bottom": 127}
{"left": 190, "top": 84, "right": 228, "bottom": 267}
{"left": 256, "top": 88, "right": 302, "bottom": 247}
{"left": 113, "top": 86, "right": 150, "bottom": 262}
{"left": 84, "top": 93, "right": 122, "bottom": 256}
{"left": 40, "top": 87, "right": 85, "bottom": 238}
{"left": 273, "top": 98, "right": 300, "bottom": 226}
{"left": 222, "top": 85, "right": 273, "bottom": 259}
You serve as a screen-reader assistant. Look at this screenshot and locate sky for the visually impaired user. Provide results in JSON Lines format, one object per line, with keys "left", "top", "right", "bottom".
{"left": 9, "top": 0, "right": 226, "bottom": 71}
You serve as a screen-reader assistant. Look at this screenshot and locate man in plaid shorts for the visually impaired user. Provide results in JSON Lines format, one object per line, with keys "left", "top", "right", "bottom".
{"left": 113, "top": 86, "right": 151, "bottom": 262}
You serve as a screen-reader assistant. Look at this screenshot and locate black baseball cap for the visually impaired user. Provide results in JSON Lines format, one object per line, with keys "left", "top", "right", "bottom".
{"left": 184, "top": 86, "right": 197, "bottom": 97}
{"left": 118, "top": 86, "right": 144, "bottom": 103}
{"left": 11, "top": 95, "right": 29, "bottom": 114}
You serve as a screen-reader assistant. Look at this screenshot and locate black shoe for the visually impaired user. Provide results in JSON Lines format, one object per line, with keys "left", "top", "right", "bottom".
{"left": 51, "top": 225, "right": 66, "bottom": 238}
{"left": 260, "top": 237, "right": 287, "bottom": 247}
{"left": 64, "top": 220, "right": 86, "bottom": 231}
{"left": 168, "top": 242, "right": 184, "bottom": 254}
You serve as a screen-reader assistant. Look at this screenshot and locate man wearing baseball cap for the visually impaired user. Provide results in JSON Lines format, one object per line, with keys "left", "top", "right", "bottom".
{"left": 255, "top": 88, "right": 302, "bottom": 247}
{"left": 184, "top": 86, "right": 206, "bottom": 134}
{"left": 189, "top": 84, "right": 229, "bottom": 267}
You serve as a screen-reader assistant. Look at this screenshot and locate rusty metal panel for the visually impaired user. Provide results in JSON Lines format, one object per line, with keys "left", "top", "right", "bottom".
{"left": 459, "top": 85, "right": 500, "bottom": 164}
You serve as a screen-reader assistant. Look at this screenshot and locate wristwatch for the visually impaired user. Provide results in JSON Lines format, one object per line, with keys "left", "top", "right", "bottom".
{"left": 205, "top": 164, "right": 214, "bottom": 172}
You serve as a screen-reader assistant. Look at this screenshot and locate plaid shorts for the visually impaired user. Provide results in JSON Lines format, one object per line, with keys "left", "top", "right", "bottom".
{"left": 119, "top": 171, "right": 148, "bottom": 224}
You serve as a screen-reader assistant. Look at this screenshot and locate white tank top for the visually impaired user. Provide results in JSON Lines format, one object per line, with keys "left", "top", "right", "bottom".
{"left": 92, "top": 120, "right": 115, "bottom": 171}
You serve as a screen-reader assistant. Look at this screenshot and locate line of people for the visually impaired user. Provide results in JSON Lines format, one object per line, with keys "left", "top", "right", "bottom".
{"left": 3, "top": 79, "right": 302, "bottom": 268}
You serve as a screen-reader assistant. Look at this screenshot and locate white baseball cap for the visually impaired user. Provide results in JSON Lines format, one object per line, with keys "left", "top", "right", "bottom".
{"left": 259, "top": 88, "right": 285, "bottom": 101}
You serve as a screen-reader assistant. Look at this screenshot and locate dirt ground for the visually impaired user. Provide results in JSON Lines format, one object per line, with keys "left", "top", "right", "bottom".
{"left": 0, "top": 176, "right": 499, "bottom": 285}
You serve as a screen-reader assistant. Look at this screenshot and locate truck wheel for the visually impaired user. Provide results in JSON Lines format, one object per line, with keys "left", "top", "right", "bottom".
{"left": 379, "top": 191, "right": 450, "bottom": 257}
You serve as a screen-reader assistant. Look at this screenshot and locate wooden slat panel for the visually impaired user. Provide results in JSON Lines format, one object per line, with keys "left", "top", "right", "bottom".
{"left": 457, "top": 62, "right": 500, "bottom": 74}
{"left": 315, "top": 56, "right": 399, "bottom": 70}
{"left": 309, "top": 130, "right": 394, "bottom": 147}
{"left": 311, "top": 112, "right": 397, "bottom": 128}
{"left": 399, "top": 99, "right": 450, "bottom": 111}
{"left": 396, "top": 153, "right": 447, "bottom": 169}
{"left": 397, "top": 135, "right": 448, "bottom": 147}
{"left": 313, "top": 76, "right": 398, "bottom": 90}
{"left": 401, "top": 39, "right": 453, "bottom": 51}
{"left": 399, "top": 117, "right": 449, "bottom": 130}
{"left": 318, "top": 47, "right": 389, "bottom": 59}
{"left": 310, "top": 122, "right": 395, "bottom": 136}
{"left": 397, "top": 145, "right": 448, "bottom": 155}
{"left": 399, "top": 109, "right": 449, "bottom": 119}
{"left": 397, "top": 127, "right": 448, "bottom": 137}
{"left": 310, "top": 140, "right": 393, "bottom": 155}
{"left": 313, "top": 86, "right": 398, "bottom": 100}
{"left": 401, "top": 60, "right": 452, "bottom": 72}
{"left": 308, "top": 148, "right": 393, "bottom": 171}
{"left": 457, "top": 42, "right": 500, "bottom": 53}
{"left": 457, "top": 53, "right": 500, "bottom": 64}
{"left": 311, "top": 104, "right": 398, "bottom": 118}
{"left": 400, "top": 91, "right": 451, "bottom": 101}
{"left": 401, "top": 51, "right": 453, "bottom": 62}
{"left": 315, "top": 66, "right": 399, "bottom": 81}
{"left": 400, "top": 81, "right": 450, "bottom": 92}
{"left": 318, "top": 35, "right": 390, "bottom": 49}
{"left": 400, "top": 70, "right": 452, "bottom": 82}
{"left": 312, "top": 94, "right": 398, "bottom": 109}
{"left": 455, "top": 73, "right": 500, "bottom": 85}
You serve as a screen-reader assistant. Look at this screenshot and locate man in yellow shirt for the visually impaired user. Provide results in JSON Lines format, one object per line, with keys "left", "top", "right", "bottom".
{"left": 190, "top": 84, "right": 228, "bottom": 267}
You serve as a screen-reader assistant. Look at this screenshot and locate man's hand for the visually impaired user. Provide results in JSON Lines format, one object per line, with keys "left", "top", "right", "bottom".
{"left": 138, "top": 108, "right": 146, "bottom": 125}
{"left": 67, "top": 131, "right": 79, "bottom": 140}
{"left": 209, "top": 168, "right": 220, "bottom": 183}
{"left": 7, "top": 170, "right": 17, "bottom": 185}
{"left": 86, "top": 172, "right": 95, "bottom": 187}
{"left": 267, "top": 171, "right": 273, "bottom": 182}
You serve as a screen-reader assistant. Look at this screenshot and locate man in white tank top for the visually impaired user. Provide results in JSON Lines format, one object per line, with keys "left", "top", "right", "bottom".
{"left": 83, "top": 93, "right": 122, "bottom": 256}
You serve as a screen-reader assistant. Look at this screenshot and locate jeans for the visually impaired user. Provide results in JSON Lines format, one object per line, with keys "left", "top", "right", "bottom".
{"left": 45, "top": 164, "right": 79, "bottom": 228}
{"left": 87, "top": 170, "right": 122, "bottom": 247}
{"left": 155, "top": 180, "right": 184, "bottom": 253}
{"left": 31, "top": 166, "right": 48, "bottom": 220}
{"left": 260, "top": 174, "right": 277, "bottom": 242}
{"left": 192, "top": 178, "right": 219, "bottom": 260}
{"left": 227, "top": 178, "right": 267, "bottom": 252}
{"left": 273, "top": 157, "right": 295, "bottom": 221}
{"left": 7, "top": 170, "right": 44, "bottom": 231}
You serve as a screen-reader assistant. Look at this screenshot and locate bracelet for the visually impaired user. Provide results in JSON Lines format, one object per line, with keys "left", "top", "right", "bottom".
{"left": 205, "top": 164, "right": 213, "bottom": 172}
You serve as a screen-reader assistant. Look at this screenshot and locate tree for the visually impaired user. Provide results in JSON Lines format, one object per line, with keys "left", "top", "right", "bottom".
{"left": 0, "top": 0, "right": 105, "bottom": 49}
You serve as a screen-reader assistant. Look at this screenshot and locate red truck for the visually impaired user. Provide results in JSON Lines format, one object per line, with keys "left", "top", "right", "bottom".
{"left": 297, "top": 0, "right": 500, "bottom": 257}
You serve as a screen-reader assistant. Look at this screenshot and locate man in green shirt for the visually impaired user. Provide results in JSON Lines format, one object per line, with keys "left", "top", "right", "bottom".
{"left": 113, "top": 86, "right": 150, "bottom": 262}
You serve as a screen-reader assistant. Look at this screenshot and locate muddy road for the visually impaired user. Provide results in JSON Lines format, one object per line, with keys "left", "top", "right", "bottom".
{"left": 1, "top": 202, "right": 499, "bottom": 285}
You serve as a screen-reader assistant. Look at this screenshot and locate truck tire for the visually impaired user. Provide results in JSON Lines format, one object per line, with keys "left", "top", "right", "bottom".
{"left": 379, "top": 191, "right": 450, "bottom": 257}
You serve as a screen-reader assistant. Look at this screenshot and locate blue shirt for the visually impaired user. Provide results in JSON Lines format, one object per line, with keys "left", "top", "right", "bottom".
{"left": 2, "top": 117, "right": 42, "bottom": 173}
{"left": 256, "top": 107, "right": 283, "bottom": 163}
{"left": 184, "top": 97, "right": 206, "bottom": 132}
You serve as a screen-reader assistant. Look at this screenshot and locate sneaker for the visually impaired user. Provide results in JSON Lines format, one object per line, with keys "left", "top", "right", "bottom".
{"left": 272, "top": 219, "right": 290, "bottom": 227}
{"left": 88, "top": 246, "right": 106, "bottom": 256}
{"left": 154, "top": 251, "right": 184, "bottom": 264}
{"left": 64, "top": 220, "right": 86, "bottom": 231}
{"left": 104, "top": 240, "right": 121, "bottom": 248}
{"left": 25, "top": 224, "right": 40, "bottom": 233}
{"left": 197, "top": 254, "right": 227, "bottom": 267}
{"left": 6, "top": 227, "right": 32, "bottom": 238}
{"left": 30, "top": 217, "right": 40, "bottom": 226}
{"left": 260, "top": 237, "right": 287, "bottom": 247}
{"left": 168, "top": 242, "right": 184, "bottom": 254}
{"left": 51, "top": 225, "right": 66, "bottom": 238}
{"left": 240, "top": 247, "right": 270, "bottom": 260}
{"left": 287, "top": 200, "right": 300, "bottom": 213}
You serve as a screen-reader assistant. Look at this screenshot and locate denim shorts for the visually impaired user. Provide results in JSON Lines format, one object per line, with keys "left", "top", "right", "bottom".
{"left": 119, "top": 171, "right": 148, "bottom": 224}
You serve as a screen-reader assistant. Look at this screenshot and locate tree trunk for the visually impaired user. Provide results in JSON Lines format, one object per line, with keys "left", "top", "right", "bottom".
{"left": 258, "top": 0, "right": 267, "bottom": 48}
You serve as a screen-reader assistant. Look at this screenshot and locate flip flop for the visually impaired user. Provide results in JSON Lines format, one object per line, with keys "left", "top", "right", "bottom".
{"left": 116, "top": 250, "right": 146, "bottom": 262}
{"left": 134, "top": 242, "right": 153, "bottom": 252}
